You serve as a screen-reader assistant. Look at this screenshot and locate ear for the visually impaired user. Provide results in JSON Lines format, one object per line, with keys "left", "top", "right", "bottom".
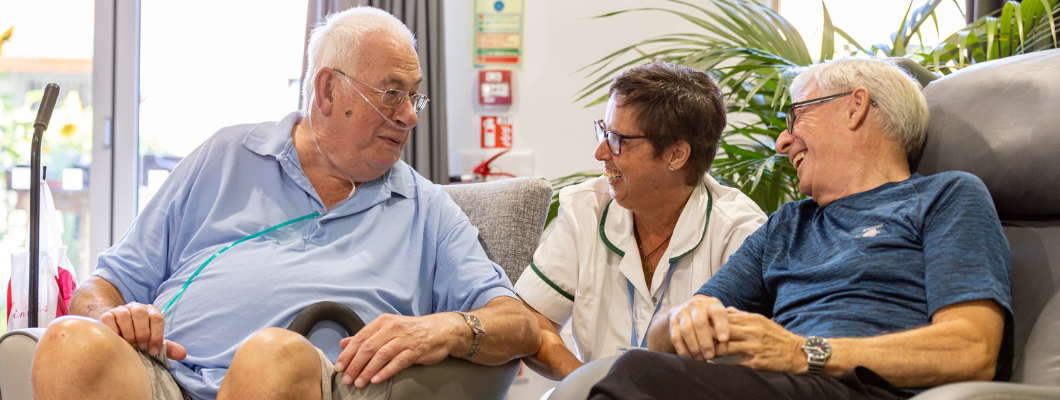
{"left": 845, "top": 87, "right": 872, "bottom": 131}
{"left": 667, "top": 140, "right": 692, "bottom": 171}
{"left": 313, "top": 68, "right": 337, "bottom": 117}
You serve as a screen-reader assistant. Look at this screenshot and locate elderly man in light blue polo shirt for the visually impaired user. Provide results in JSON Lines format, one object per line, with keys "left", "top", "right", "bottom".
{"left": 30, "top": 7, "right": 539, "bottom": 400}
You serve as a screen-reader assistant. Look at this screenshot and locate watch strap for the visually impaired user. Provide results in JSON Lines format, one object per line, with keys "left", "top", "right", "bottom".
{"left": 455, "top": 311, "right": 484, "bottom": 359}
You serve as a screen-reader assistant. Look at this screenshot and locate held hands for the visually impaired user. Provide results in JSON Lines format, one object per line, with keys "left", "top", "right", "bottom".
{"left": 724, "top": 308, "right": 806, "bottom": 373}
{"left": 663, "top": 295, "right": 806, "bottom": 373}
{"left": 334, "top": 313, "right": 469, "bottom": 388}
{"left": 98, "top": 302, "right": 187, "bottom": 361}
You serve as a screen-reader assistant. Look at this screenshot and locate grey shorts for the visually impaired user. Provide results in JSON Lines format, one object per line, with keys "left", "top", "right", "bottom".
{"left": 138, "top": 342, "right": 386, "bottom": 400}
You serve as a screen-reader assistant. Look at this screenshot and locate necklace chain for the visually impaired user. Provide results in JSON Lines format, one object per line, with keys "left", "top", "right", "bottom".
{"left": 634, "top": 223, "right": 673, "bottom": 288}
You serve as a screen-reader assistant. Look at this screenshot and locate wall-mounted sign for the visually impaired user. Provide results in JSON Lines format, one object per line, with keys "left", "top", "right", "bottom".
{"left": 481, "top": 116, "right": 513, "bottom": 149}
{"left": 473, "top": 0, "right": 524, "bottom": 69}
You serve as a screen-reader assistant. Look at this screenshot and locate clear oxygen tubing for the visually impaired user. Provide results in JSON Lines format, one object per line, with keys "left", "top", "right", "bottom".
{"left": 160, "top": 210, "right": 322, "bottom": 315}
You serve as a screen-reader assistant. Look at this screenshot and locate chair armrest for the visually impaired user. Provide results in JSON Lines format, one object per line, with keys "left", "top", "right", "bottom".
{"left": 383, "top": 357, "right": 521, "bottom": 399}
{"left": 547, "top": 355, "right": 620, "bottom": 400}
{"left": 911, "top": 381, "right": 1060, "bottom": 400}
{"left": 1, "top": 328, "right": 48, "bottom": 400}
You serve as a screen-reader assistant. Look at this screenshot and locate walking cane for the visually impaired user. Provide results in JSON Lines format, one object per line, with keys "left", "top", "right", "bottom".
{"left": 28, "top": 83, "right": 61, "bottom": 328}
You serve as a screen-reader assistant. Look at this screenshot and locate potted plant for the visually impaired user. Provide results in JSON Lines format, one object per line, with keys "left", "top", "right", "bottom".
{"left": 547, "top": 0, "right": 1058, "bottom": 223}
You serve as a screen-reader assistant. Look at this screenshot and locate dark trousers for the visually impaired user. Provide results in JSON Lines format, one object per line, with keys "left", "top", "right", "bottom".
{"left": 589, "top": 350, "right": 913, "bottom": 400}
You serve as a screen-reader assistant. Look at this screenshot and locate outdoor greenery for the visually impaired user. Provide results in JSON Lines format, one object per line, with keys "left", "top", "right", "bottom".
{"left": 548, "top": 0, "right": 1060, "bottom": 221}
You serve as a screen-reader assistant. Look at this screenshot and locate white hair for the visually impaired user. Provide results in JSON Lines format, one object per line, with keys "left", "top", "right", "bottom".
{"left": 790, "top": 58, "right": 929, "bottom": 158}
{"left": 300, "top": 6, "right": 417, "bottom": 116}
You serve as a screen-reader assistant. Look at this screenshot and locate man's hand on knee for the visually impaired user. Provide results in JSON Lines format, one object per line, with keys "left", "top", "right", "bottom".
{"left": 333, "top": 313, "right": 465, "bottom": 388}
{"left": 99, "top": 302, "right": 186, "bottom": 360}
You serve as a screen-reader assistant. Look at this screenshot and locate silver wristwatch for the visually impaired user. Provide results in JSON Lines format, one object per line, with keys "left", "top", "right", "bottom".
{"left": 455, "top": 311, "right": 484, "bottom": 359}
{"left": 801, "top": 336, "right": 831, "bottom": 375}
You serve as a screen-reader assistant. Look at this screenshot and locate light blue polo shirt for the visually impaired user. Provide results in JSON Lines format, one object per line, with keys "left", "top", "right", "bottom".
{"left": 93, "top": 112, "right": 516, "bottom": 400}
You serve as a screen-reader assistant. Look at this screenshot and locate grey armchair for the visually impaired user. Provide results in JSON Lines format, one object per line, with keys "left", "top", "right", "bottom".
{"left": 907, "top": 48, "right": 1060, "bottom": 399}
{"left": 547, "top": 51, "right": 1060, "bottom": 400}
{"left": 0, "top": 177, "right": 553, "bottom": 400}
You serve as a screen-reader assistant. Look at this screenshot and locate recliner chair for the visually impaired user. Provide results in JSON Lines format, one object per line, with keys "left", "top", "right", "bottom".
{"left": 0, "top": 176, "right": 553, "bottom": 400}
{"left": 548, "top": 50, "right": 1060, "bottom": 400}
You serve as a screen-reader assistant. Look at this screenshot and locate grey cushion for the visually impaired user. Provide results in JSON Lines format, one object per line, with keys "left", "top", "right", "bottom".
{"left": 1008, "top": 225, "right": 1060, "bottom": 386}
{"left": 443, "top": 177, "right": 553, "bottom": 282}
{"left": 914, "top": 49, "right": 1060, "bottom": 217}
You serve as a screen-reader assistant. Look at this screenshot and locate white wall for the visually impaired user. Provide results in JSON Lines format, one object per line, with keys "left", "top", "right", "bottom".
{"left": 444, "top": 1, "right": 707, "bottom": 181}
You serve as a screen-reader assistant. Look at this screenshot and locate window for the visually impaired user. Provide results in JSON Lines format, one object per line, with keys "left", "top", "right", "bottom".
{"left": 137, "top": 0, "right": 307, "bottom": 210}
{"left": 0, "top": 0, "right": 94, "bottom": 331}
{"left": 780, "top": 0, "right": 967, "bottom": 60}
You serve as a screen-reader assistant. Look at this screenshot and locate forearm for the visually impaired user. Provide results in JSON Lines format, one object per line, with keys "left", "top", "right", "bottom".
{"left": 646, "top": 305, "right": 678, "bottom": 353}
{"left": 823, "top": 301, "right": 1004, "bottom": 387}
{"left": 522, "top": 329, "right": 583, "bottom": 380}
{"left": 519, "top": 302, "right": 581, "bottom": 380}
{"left": 456, "top": 296, "right": 542, "bottom": 365}
{"left": 69, "top": 276, "right": 127, "bottom": 320}
{"left": 826, "top": 323, "right": 997, "bottom": 387}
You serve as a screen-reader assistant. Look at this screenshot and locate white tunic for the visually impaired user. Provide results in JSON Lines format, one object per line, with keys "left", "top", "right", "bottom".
{"left": 515, "top": 174, "right": 766, "bottom": 362}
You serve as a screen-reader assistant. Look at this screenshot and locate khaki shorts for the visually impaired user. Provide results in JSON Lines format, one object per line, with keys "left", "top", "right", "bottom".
{"left": 138, "top": 342, "right": 387, "bottom": 400}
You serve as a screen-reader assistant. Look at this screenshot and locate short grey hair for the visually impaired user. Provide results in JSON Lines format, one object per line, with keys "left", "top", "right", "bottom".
{"left": 300, "top": 7, "right": 417, "bottom": 116}
{"left": 790, "top": 58, "right": 929, "bottom": 158}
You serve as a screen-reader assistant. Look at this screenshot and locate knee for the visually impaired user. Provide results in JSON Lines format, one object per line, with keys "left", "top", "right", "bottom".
{"left": 33, "top": 317, "right": 121, "bottom": 374}
{"left": 237, "top": 328, "right": 317, "bottom": 366}
{"left": 609, "top": 350, "right": 682, "bottom": 381}
{"left": 36, "top": 317, "right": 117, "bottom": 359}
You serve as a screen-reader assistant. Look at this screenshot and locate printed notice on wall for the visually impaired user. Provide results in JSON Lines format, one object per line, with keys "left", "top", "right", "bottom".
{"left": 473, "top": 0, "right": 524, "bottom": 69}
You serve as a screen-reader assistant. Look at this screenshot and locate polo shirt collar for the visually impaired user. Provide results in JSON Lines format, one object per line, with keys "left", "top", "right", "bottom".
{"left": 600, "top": 178, "right": 713, "bottom": 295}
{"left": 241, "top": 112, "right": 416, "bottom": 213}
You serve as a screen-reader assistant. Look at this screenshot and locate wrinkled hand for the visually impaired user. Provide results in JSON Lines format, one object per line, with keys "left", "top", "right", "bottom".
{"left": 334, "top": 313, "right": 464, "bottom": 388}
{"left": 721, "top": 307, "right": 805, "bottom": 373}
{"left": 665, "top": 294, "right": 731, "bottom": 361}
{"left": 99, "top": 302, "right": 186, "bottom": 360}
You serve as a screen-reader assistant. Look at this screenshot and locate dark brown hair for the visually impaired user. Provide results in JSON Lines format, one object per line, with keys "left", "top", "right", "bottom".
{"left": 609, "top": 60, "right": 726, "bottom": 186}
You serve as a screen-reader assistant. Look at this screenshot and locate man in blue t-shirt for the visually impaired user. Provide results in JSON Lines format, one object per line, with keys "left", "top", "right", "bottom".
{"left": 589, "top": 59, "right": 1011, "bottom": 400}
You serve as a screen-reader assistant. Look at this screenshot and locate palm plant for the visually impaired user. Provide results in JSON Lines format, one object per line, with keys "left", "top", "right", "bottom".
{"left": 565, "top": 0, "right": 1059, "bottom": 217}
{"left": 853, "top": 0, "right": 1058, "bottom": 73}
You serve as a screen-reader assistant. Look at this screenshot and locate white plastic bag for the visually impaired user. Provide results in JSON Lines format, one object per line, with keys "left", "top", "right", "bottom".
{"left": 6, "top": 180, "right": 77, "bottom": 331}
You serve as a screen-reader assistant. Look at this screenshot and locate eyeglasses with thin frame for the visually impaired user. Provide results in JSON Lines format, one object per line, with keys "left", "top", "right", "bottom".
{"left": 333, "top": 68, "right": 430, "bottom": 113}
{"left": 785, "top": 91, "right": 878, "bottom": 135}
{"left": 594, "top": 119, "right": 649, "bottom": 156}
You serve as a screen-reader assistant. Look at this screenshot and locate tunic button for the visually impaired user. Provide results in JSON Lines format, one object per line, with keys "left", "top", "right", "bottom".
{"left": 320, "top": 219, "right": 327, "bottom": 225}
{"left": 652, "top": 296, "right": 658, "bottom": 305}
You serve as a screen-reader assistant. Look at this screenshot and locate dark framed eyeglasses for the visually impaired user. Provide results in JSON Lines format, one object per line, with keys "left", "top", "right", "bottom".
{"left": 594, "top": 119, "right": 649, "bottom": 156}
{"left": 785, "top": 91, "right": 878, "bottom": 134}
{"left": 333, "top": 68, "right": 430, "bottom": 113}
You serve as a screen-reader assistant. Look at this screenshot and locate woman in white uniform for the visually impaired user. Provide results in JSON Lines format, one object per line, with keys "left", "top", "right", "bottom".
{"left": 515, "top": 60, "right": 767, "bottom": 380}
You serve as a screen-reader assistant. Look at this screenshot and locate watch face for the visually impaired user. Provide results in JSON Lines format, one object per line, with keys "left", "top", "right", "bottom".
{"left": 467, "top": 314, "right": 484, "bottom": 332}
{"left": 803, "top": 337, "right": 831, "bottom": 356}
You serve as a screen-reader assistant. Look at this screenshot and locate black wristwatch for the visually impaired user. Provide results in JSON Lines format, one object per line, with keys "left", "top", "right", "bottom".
{"left": 801, "top": 336, "right": 831, "bottom": 375}
{"left": 455, "top": 311, "right": 484, "bottom": 359}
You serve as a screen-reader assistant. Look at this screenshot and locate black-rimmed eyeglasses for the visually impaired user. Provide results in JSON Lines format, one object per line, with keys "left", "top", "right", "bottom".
{"left": 786, "top": 91, "right": 878, "bottom": 134}
{"left": 333, "top": 69, "right": 430, "bottom": 113}
{"left": 594, "top": 119, "right": 649, "bottom": 156}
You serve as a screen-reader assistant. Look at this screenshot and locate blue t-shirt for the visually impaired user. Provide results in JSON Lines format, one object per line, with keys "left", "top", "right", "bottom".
{"left": 93, "top": 112, "right": 516, "bottom": 400}
{"left": 696, "top": 171, "right": 1012, "bottom": 339}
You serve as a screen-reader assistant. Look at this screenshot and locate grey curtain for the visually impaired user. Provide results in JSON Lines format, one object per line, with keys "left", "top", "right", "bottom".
{"left": 304, "top": 0, "right": 450, "bottom": 184}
